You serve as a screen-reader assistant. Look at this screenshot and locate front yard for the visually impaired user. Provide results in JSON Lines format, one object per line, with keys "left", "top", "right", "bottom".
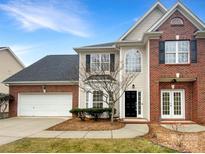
{"left": 0, "top": 138, "right": 176, "bottom": 153}
{"left": 47, "top": 118, "right": 125, "bottom": 131}
{"left": 145, "top": 124, "right": 205, "bottom": 153}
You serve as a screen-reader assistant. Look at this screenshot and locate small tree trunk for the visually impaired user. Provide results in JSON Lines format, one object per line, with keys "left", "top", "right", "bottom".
{"left": 111, "top": 104, "right": 115, "bottom": 124}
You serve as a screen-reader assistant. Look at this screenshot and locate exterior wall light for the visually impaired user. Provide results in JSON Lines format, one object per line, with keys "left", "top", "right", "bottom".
{"left": 132, "top": 84, "right": 135, "bottom": 89}
{"left": 42, "top": 85, "right": 47, "bottom": 93}
{"left": 176, "top": 73, "right": 180, "bottom": 78}
{"left": 171, "top": 84, "right": 175, "bottom": 89}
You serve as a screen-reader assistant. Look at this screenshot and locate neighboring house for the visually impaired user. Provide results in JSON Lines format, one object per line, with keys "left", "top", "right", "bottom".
{"left": 0, "top": 47, "right": 24, "bottom": 93}
{"left": 3, "top": 1, "right": 205, "bottom": 124}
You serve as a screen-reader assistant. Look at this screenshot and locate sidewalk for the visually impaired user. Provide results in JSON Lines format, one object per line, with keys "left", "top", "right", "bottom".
{"left": 30, "top": 124, "right": 149, "bottom": 139}
{"left": 161, "top": 123, "right": 205, "bottom": 133}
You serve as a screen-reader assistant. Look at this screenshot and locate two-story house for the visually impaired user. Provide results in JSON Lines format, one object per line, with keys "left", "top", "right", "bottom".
{"left": 4, "top": 1, "right": 205, "bottom": 124}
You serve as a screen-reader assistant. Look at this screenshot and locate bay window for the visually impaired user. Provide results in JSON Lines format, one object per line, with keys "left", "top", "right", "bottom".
{"left": 165, "top": 41, "right": 189, "bottom": 64}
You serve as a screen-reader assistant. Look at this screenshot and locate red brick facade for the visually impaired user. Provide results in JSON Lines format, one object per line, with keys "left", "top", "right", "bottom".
{"left": 150, "top": 11, "right": 205, "bottom": 123}
{"left": 9, "top": 85, "right": 79, "bottom": 117}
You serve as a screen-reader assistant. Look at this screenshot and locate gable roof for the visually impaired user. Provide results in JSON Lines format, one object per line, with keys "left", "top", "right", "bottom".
{"left": 148, "top": 1, "right": 205, "bottom": 32}
{"left": 3, "top": 55, "right": 79, "bottom": 84}
{"left": 82, "top": 42, "right": 115, "bottom": 48}
{"left": 0, "top": 47, "right": 25, "bottom": 68}
{"left": 118, "top": 1, "right": 167, "bottom": 41}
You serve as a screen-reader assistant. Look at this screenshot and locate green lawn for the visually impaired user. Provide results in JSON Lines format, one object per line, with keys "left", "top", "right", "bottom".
{"left": 0, "top": 138, "right": 177, "bottom": 153}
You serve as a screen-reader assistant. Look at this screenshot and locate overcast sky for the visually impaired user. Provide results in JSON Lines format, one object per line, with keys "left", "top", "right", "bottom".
{"left": 0, "top": 0, "right": 204, "bottom": 66}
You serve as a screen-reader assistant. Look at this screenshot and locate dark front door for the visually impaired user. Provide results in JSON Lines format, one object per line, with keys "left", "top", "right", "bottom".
{"left": 125, "top": 91, "right": 137, "bottom": 117}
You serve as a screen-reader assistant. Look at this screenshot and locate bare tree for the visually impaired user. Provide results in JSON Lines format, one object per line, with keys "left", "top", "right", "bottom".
{"left": 0, "top": 93, "right": 13, "bottom": 118}
{"left": 79, "top": 61, "right": 139, "bottom": 123}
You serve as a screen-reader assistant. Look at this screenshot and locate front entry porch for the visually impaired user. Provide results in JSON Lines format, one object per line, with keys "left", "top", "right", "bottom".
{"left": 120, "top": 90, "right": 145, "bottom": 122}
{"left": 125, "top": 91, "right": 143, "bottom": 118}
{"left": 158, "top": 81, "right": 195, "bottom": 122}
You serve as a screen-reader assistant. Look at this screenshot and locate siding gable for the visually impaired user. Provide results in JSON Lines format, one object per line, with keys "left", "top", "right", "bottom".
{"left": 123, "top": 8, "right": 165, "bottom": 41}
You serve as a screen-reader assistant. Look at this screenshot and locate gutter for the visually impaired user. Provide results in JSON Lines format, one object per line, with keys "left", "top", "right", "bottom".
{"left": 3, "top": 81, "right": 79, "bottom": 86}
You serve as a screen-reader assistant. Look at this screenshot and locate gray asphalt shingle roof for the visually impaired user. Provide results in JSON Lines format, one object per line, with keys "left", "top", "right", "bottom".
{"left": 82, "top": 42, "right": 115, "bottom": 48}
{"left": 4, "top": 55, "right": 79, "bottom": 83}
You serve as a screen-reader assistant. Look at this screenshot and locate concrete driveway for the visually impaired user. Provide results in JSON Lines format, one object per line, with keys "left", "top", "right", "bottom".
{"left": 0, "top": 117, "right": 68, "bottom": 146}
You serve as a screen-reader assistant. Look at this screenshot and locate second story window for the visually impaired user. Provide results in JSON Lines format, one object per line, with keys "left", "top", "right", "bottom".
{"left": 165, "top": 41, "right": 190, "bottom": 64}
{"left": 125, "top": 50, "right": 141, "bottom": 72}
{"left": 91, "top": 54, "right": 110, "bottom": 72}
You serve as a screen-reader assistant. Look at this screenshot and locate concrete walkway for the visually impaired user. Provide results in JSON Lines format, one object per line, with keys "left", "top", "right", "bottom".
{"left": 161, "top": 123, "right": 205, "bottom": 132}
{"left": 30, "top": 124, "right": 149, "bottom": 139}
{"left": 0, "top": 117, "right": 68, "bottom": 146}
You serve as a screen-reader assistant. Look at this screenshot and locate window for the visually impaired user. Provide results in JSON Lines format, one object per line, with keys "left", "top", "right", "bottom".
{"left": 126, "top": 50, "right": 141, "bottom": 72}
{"left": 108, "top": 91, "right": 113, "bottom": 107}
{"left": 165, "top": 41, "right": 189, "bottom": 64}
{"left": 93, "top": 91, "right": 103, "bottom": 108}
{"left": 137, "top": 91, "right": 142, "bottom": 116}
{"left": 91, "top": 54, "right": 110, "bottom": 72}
{"left": 171, "top": 17, "right": 184, "bottom": 26}
{"left": 86, "top": 92, "right": 89, "bottom": 108}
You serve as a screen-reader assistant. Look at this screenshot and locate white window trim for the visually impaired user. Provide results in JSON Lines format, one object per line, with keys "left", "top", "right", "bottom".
{"left": 137, "top": 90, "right": 143, "bottom": 118}
{"left": 92, "top": 90, "right": 104, "bottom": 108}
{"left": 161, "top": 89, "right": 185, "bottom": 119}
{"left": 124, "top": 49, "right": 142, "bottom": 73}
{"left": 165, "top": 41, "right": 190, "bottom": 64}
{"left": 90, "top": 53, "right": 110, "bottom": 72}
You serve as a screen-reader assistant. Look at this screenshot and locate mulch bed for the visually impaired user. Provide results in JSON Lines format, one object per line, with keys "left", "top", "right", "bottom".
{"left": 47, "top": 118, "right": 125, "bottom": 131}
{"left": 144, "top": 124, "right": 205, "bottom": 153}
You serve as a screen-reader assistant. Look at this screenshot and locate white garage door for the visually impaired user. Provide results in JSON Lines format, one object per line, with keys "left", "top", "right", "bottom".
{"left": 18, "top": 93, "right": 72, "bottom": 116}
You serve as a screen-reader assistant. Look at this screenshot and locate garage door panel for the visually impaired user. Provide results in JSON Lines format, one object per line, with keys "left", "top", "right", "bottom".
{"left": 18, "top": 93, "right": 72, "bottom": 116}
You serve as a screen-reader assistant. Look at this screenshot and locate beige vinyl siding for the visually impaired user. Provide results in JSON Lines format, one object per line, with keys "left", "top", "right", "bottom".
{"left": 78, "top": 51, "right": 120, "bottom": 115}
{"left": 0, "top": 50, "right": 23, "bottom": 93}
{"left": 124, "top": 8, "right": 164, "bottom": 41}
{"left": 119, "top": 46, "right": 149, "bottom": 119}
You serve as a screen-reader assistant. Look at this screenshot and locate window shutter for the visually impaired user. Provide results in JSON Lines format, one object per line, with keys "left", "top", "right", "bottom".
{"left": 110, "top": 54, "right": 115, "bottom": 72}
{"left": 86, "top": 54, "right": 90, "bottom": 72}
{"left": 191, "top": 40, "right": 197, "bottom": 63}
{"left": 159, "top": 41, "right": 165, "bottom": 64}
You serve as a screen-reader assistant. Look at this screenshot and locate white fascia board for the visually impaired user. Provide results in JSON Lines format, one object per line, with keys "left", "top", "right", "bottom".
{"left": 118, "top": 2, "right": 167, "bottom": 41}
{"left": 3, "top": 81, "right": 79, "bottom": 85}
{"left": 0, "top": 47, "right": 25, "bottom": 68}
{"left": 74, "top": 47, "right": 119, "bottom": 53}
{"left": 148, "top": 2, "right": 205, "bottom": 32}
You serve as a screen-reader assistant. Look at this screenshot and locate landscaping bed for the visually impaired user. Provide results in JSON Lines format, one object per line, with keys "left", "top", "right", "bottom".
{"left": 0, "top": 138, "right": 176, "bottom": 153}
{"left": 47, "top": 118, "right": 125, "bottom": 131}
{"left": 144, "top": 124, "right": 205, "bottom": 153}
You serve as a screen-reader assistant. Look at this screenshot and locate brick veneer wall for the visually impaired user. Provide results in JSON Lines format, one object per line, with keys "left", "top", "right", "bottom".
{"left": 150, "top": 10, "right": 205, "bottom": 123}
{"left": 9, "top": 85, "right": 79, "bottom": 117}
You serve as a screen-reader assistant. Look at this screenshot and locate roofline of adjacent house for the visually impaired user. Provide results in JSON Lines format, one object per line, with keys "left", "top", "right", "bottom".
{"left": 0, "top": 47, "right": 25, "bottom": 68}
{"left": 3, "top": 81, "right": 79, "bottom": 85}
{"left": 148, "top": 1, "right": 205, "bottom": 32}
{"left": 118, "top": 1, "right": 167, "bottom": 41}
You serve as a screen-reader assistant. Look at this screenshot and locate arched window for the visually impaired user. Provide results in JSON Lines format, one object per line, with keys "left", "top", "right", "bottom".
{"left": 125, "top": 50, "right": 141, "bottom": 72}
{"left": 171, "top": 17, "right": 184, "bottom": 26}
